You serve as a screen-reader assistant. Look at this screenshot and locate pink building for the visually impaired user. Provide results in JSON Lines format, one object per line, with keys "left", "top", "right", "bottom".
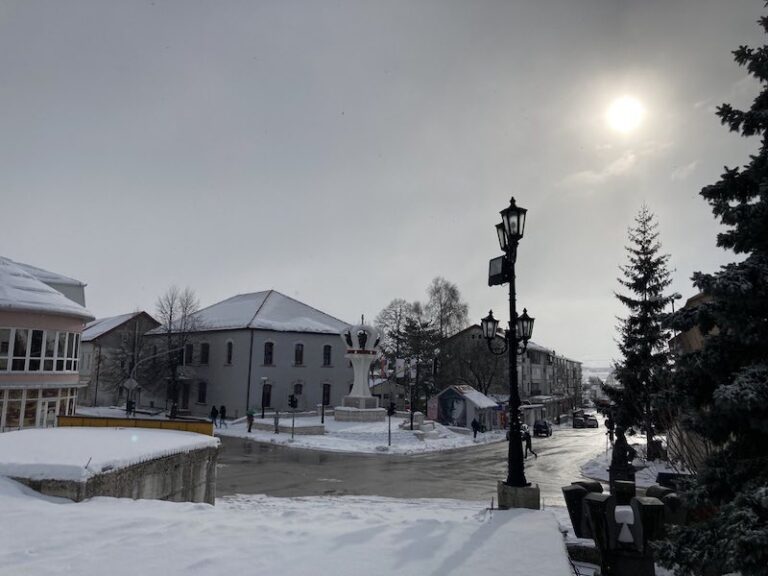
{"left": 0, "top": 257, "right": 93, "bottom": 431}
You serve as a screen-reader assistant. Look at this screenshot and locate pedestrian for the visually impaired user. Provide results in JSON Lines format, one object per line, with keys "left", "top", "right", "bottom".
{"left": 210, "top": 405, "right": 219, "bottom": 428}
{"left": 246, "top": 409, "right": 255, "bottom": 433}
{"left": 523, "top": 429, "right": 537, "bottom": 459}
{"left": 219, "top": 405, "right": 227, "bottom": 428}
{"left": 471, "top": 417, "right": 480, "bottom": 439}
{"left": 605, "top": 414, "right": 615, "bottom": 446}
{"left": 274, "top": 409, "right": 280, "bottom": 434}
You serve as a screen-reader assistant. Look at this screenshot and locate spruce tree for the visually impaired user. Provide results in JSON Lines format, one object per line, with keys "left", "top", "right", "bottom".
{"left": 610, "top": 206, "right": 674, "bottom": 459}
{"left": 654, "top": 15, "right": 768, "bottom": 576}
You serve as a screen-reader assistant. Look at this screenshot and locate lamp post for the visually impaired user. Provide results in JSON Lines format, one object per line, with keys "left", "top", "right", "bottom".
{"left": 482, "top": 197, "right": 535, "bottom": 489}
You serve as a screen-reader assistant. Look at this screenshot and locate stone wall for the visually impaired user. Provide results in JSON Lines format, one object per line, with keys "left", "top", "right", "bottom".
{"left": 15, "top": 445, "right": 218, "bottom": 505}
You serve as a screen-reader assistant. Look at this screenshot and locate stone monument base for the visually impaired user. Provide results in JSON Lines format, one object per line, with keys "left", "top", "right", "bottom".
{"left": 497, "top": 480, "right": 540, "bottom": 510}
{"left": 334, "top": 406, "right": 386, "bottom": 422}
{"left": 342, "top": 396, "right": 380, "bottom": 409}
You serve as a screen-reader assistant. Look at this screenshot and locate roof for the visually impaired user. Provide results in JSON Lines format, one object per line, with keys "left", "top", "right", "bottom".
{"left": 82, "top": 311, "right": 159, "bottom": 342}
{"left": 439, "top": 385, "right": 499, "bottom": 409}
{"left": 148, "top": 290, "right": 350, "bottom": 335}
{"left": 0, "top": 257, "right": 93, "bottom": 321}
{"left": 12, "top": 261, "right": 86, "bottom": 287}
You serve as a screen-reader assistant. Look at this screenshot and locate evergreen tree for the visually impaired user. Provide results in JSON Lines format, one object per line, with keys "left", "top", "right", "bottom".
{"left": 610, "top": 206, "right": 674, "bottom": 458}
{"left": 655, "top": 15, "right": 768, "bottom": 576}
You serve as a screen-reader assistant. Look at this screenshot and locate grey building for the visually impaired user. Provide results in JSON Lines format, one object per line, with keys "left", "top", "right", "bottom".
{"left": 145, "top": 290, "right": 352, "bottom": 419}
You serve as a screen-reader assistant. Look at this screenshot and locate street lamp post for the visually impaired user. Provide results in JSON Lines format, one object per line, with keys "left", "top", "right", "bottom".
{"left": 482, "top": 197, "right": 535, "bottom": 490}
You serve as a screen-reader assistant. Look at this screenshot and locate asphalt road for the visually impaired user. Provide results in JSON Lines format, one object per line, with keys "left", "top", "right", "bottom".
{"left": 216, "top": 425, "right": 609, "bottom": 506}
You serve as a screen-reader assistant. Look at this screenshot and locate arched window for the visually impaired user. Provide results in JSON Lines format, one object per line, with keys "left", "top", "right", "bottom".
{"left": 200, "top": 342, "right": 210, "bottom": 365}
{"left": 263, "top": 342, "right": 274, "bottom": 365}
{"left": 294, "top": 381, "right": 303, "bottom": 395}
{"left": 294, "top": 343, "right": 304, "bottom": 366}
{"left": 226, "top": 341, "right": 233, "bottom": 365}
{"left": 184, "top": 343, "right": 193, "bottom": 365}
{"left": 323, "top": 345, "right": 332, "bottom": 366}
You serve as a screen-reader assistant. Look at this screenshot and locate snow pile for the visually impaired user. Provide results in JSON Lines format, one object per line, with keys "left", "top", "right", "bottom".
{"left": 0, "top": 428, "right": 219, "bottom": 481}
{"left": 217, "top": 415, "right": 505, "bottom": 454}
{"left": 0, "top": 475, "right": 572, "bottom": 576}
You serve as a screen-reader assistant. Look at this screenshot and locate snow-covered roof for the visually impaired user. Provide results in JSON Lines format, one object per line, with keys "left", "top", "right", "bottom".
{"left": 0, "top": 427, "right": 219, "bottom": 482}
{"left": 82, "top": 312, "right": 156, "bottom": 342}
{"left": 149, "top": 290, "right": 350, "bottom": 335}
{"left": 442, "top": 385, "right": 499, "bottom": 409}
{"left": 12, "top": 261, "right": 86, "bottom": 287}
{"left": 0, "top": 257, "right": 93, "bottom": 321}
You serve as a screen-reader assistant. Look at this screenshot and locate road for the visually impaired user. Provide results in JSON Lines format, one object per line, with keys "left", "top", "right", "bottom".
{"left": 216, "top": 426, "right": 609, "bottom": 506}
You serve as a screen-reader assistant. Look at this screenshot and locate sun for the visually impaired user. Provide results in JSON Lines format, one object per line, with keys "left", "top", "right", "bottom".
{"left": 606, "top": 96, "right": 645, "bottom": 133}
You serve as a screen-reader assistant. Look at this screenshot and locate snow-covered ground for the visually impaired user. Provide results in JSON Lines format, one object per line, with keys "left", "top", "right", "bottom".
{"left": 579, "top": 439, "right": 682, "bottom": 488}
{"left": 0, "top": 475, "right": 572, "bottom": 576}
{"left": 0, "top": 427, "right": 219, "bottom": 481}
{"left": 216, "top": 414, "right": 506, "bottom": 454}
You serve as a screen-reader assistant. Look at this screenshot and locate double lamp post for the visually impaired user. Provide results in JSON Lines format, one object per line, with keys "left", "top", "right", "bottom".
{"left": 481, "top": 197, "right": 535, "bottom": 488}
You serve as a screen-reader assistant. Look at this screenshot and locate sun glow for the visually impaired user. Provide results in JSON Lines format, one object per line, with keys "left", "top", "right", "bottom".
{"left": 606, "top": 96, "right": 645, "bottom": 133}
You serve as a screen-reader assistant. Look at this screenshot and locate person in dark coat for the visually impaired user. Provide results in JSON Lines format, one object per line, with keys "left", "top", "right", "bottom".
{"left": 523, "top": 429, "right": 537, "bottom": 459}
{"left": 471, "top": 418, "right": 480, "bottom": 439}
{"left": 246, "top": 409, "right": 255, "bottom": 433}
{"left": 219, "top": 405, "right": 227, "bottom": 428}
{"left": 210, "top": 405, "right": 219, "bottom": 427}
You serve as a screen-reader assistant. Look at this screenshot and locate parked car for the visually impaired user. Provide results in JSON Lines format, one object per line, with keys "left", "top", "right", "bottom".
{"left": 572, "top": 416, "right": 585, "bottom": 428}
{"left": 533, "top": 419, "right": 553, "bottom": 437}
{"left": 584, "top": 414, "right": 599, "bottom": 428}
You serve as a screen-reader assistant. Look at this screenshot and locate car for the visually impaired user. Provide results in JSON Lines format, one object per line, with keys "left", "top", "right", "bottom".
{"left": 572, "top": 416, "right": 585, "bottom": 428}
{"left": 584, "top": 415, "right": 599, "bottom": 428}
{"left": 533, "top": 419, "right": 553, "bottom": 437}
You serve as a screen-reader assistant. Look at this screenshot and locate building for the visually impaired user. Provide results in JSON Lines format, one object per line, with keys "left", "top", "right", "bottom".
{"left": 438, "top": 324, "right": 582, "bottom": 422}
{"left": 79, "top": 311, "right": 161, "bottom": 407}
{"left": 433, "top": 384, "right": 501, "bottom": 430}
{"left": 0, "top": 257, "right": 93, "bottom": 431}
{"left": 144, "top": 290, "right": 352, "bottom": 419}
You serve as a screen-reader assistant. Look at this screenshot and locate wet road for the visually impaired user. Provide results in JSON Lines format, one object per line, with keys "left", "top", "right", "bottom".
{"left": 216, "top": 426, "right": 609, "bottom": 506}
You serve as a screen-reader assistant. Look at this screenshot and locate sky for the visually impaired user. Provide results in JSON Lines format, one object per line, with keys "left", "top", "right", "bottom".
{"left": 1, "top": 0, "right": 765, "bottom": 368}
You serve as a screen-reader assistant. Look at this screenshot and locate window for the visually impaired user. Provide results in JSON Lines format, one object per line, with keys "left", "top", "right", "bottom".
{"left": 0, "top": 328, "right": 10, "bottom": 371}
{"left": 185, "top": 343, "right": 194, "bottom": 365}
{"left": 65, "top": 332, "right": 75, "bottom": 371}
{"left": 56, "top": 332, "right": 66, "bottom": 371}
{"left": 44, "top": 331, "right": 56, "bottom": 371}
{"left": 197, "top": 381, "right": 207, "bottom": 404}
{"left": 323, "top": 345, "right": 332, "bottom": 367}
{"left": 294, "top": 382, "right": 303, "bottom": 395}
{"left": 200, "top": 343, "right": 210, "bottom": 365}
{"left": 12, "top": 329, "right": 29, "bottom": 371}
{"left": 226, "top": 341, "right": 233, "bottom": 365}
{"left": 263, "top": 342, "right": 273, "bottom": 365}
{"left": 294, "top": 343, "right": 304, "bottom": 366}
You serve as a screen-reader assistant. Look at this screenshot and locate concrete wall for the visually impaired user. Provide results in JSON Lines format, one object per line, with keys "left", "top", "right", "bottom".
{"left": 15, "top": 445, "right": 218, "bottom": 504}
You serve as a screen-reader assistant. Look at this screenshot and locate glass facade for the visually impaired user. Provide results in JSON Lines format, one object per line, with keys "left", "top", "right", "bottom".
{"left": 0, "top": 327, "right": 80, "bottom": 374}
{"left": 0, "top": 387, "right": 79, "bottom": 431}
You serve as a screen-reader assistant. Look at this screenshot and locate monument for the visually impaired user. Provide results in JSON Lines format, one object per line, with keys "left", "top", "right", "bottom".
{"left": 334, "top": 321, "right": 387, "bottom": 422}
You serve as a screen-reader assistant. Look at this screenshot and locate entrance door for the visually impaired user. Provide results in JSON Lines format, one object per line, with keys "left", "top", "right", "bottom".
{"left": 37, "top": 400, "right": 56, "bottom": 428}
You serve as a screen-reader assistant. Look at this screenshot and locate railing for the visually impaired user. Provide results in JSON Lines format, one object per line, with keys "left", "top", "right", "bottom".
{"left": 58, "top": 415, "right": 214, "bottom": 436}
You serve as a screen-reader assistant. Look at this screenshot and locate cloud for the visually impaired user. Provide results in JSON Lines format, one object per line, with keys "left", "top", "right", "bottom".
{"left": 670, "top": 160, "right": 698, "bottom": 181}
{"left": 561, "top": 151, "right": 637, "bottom": 186}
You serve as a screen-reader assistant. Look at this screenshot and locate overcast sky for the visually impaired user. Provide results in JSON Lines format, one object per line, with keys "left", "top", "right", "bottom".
{"left": 1, "top": 0, "right": 764, "bottom": 367}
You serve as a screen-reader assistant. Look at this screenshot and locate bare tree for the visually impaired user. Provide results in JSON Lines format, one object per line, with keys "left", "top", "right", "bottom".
{"left": 426, "top": 277, "right": 469, "bottom": 339}
{"left": 155, "top": 286, "right": 201, "bottom": 416}
{"left": 437, "top": 330, "right": 505, "bottom": 395}
{"left": 374, "top": 298, "right": 415, "bottom": 359}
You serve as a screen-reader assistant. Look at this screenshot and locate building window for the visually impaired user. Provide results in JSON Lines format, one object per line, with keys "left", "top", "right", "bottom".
{"left": 12, "top": 328, "right": 29, "bottom": 371}
{"left": 294, "top": 382, "right": 303, "bottom": 395}
{"left": 200, "top": 343, "right": 210, "bottom": 365}
{"left": 0, "top": 328, "right": 10, "bottom": 371}
{"left": 44, "top": 331, "right": 56, "bottom": 371}
{"left": 185, "top": 343, "right": 194, "bottom": 365}
{"left": 263, "top": 342, "right": 274, "bottom": 366}
{"left": 294, "top": 343, "right": 304, "bottom": 366}
{"left": 226, "top": 341, "right": 233, "bottom": 365}
{"left": 197, "top": 381, "right": 207, "bottom": 404}
{"left": 323, "top": 345, "right": 332, "bottom": 366}
{"left": 56, "top": 332, "right": 66, "bottom": 371}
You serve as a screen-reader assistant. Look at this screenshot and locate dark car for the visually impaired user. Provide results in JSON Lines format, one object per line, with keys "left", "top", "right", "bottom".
{"left": 533, "top": 420, "right": 553, "bottom": 437}
{"left": 584, "top": 415, "right": 599, "bottom": 428}
{"left": 572, "top": 416, "right": 585, "bottom": 428}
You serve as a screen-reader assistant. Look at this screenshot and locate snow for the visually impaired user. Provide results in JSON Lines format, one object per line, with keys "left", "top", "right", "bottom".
{"left": 82, "top": 311, "right": 142, "bottom": 341}
{"left": 0, "top": 475, "right": 572, "bottom": 576}
{"left": 0, "top": 257, "right": 93, "bottom": 320}
{"left": 147, "top": 290, "right": 350, "bottom": 334}
{"left": 217, "top": 414, "right": 506, "bottom": 455}
{"left": 0, "top": 428, "right": 219, "bottom": 481}
{"left": 11, "top": 260, "right": 85, "bottom": 287}
{"left": 447, "top": 384, "right": 499, "bottom": 408}
{"left": 579, "top": 440, "right": 683, "bottom": 488}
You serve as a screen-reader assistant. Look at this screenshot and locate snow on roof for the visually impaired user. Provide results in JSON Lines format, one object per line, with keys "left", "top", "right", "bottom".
{"left": 150, "top": 290, "right": 350, "bottom": 335}
{"left": 12, "top": 261, "right": 86, "bottom": 287}
{"left": 446, "top": 385, "right": 499, "bottom": 409}
{"left": 0, "top": 427, "right": 219, "bottom": 482}
{"left": 0, "top": 257, "right": 93, "bottom": 320}
{"left": 82, "top": 311, "right": 153, "bottom": 342}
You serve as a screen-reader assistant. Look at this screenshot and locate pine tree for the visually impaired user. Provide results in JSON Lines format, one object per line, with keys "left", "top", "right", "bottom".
{"left": 610, "top": 206, "right": 674, "bottom": 459}
{"left": 655, "top": 15, "right": 768, "bottom": 576}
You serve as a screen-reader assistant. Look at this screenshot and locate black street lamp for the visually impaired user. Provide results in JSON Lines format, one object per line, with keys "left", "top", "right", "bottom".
{"left": 482, "top": 196, "right": 535, "bottom": 488}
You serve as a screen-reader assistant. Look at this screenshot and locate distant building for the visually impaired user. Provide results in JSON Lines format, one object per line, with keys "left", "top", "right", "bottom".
{"left": 79, "top": 311, "right": 161, "bottom": 407}
{"left": 144, "top": 290, "right": 353, "bottom": 418}
{"left": 0, "top": 257, "right": 93, "bottom": 431}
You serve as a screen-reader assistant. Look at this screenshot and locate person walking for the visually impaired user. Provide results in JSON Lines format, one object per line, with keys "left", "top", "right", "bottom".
{"left": 246, "top": 409, "right": 255, "bottom": 433}
{"left": 273, "top": 409, "right": 280, "bottom": 434}
{"left": 210, "top": 405, "right": 219, "bottom": 428}
{"left": 471, "top": 417, "right": 480, "bottom": 439}
{"left": 523, "top": 429, "right": 537, "bottom": 459}
{"left": 219, "top": 405, "right": 227, "bottom": 428}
